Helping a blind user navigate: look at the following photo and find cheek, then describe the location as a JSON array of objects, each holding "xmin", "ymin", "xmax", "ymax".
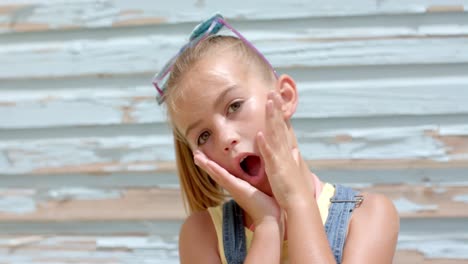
[
  {"xmin": 244, "ymin": 98, "xmax": 266, "ymax": 119},
  {"xmin": 245, "ymin": 99, "xmax": 267, "ymax": 127},
  {"xmin": 199, "ymin": 144, "xmax": 226, "ymax": 165}
]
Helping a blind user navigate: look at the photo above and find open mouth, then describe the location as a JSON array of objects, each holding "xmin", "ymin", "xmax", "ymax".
[{"xmin": 240, "ymin": 155, "xmax": 262, "ymax": 177}]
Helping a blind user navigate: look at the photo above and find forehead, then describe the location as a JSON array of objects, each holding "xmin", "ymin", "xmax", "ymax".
[{"xmin": 168, "ymin": 53, "xmax": 248, "ymax": 129}]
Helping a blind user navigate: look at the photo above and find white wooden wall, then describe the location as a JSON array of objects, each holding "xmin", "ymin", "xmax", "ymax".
[{"xmin": 0, "ymin": 1, "xmax": 467, "ymax": 263}]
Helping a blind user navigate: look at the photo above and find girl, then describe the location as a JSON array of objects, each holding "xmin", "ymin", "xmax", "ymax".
[{"xmin": 153, "ymin": 14, "xmax": 399, "ymax": 264}]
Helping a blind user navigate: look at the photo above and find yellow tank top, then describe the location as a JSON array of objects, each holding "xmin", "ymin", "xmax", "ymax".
[{"xmin": 207, "ymin": 183, "xmax": 335, "ymax": 264}]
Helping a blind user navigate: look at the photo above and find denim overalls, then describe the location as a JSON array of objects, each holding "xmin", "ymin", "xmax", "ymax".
[{"xmin": 222, "ymin": 184, "xmax": 362, "ymax": 264}]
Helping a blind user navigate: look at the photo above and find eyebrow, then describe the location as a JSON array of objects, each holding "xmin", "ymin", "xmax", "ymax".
[{"xmin": 184, "ymin": 85, "xmax": 238, "ymax": 139}]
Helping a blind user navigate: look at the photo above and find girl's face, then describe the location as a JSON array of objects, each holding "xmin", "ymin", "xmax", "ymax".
[{"xmin": 170, "ymin": 52, "xmax": 275, "ymax": 195}]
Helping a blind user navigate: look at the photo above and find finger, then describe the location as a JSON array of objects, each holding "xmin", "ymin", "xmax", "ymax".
[
  {"xmin": 193, "ymin": 151, "xmax": 219, "ymax": 180},
  {"xmin": 193, "ymin": 151, "xmax": 256, "ymax": 197},
  {"xmin": 270, "ymin": 91, "xmax": 284, "ymax": 114},
  {"xmin": 265, "ymin": 92, "xmax": 289, "ymax": 144},
  {"xmin": 260, "ymin": 98, "xmax": 277, "ymax": 151},
  {"xmin": 194, "ymin": 151, "xmax": 232, "ymax": 185},
  {"xmin": 267, "ymin": 91, "xmax": 284, "ymax": 120},
  {"xmin": 256, "ymin": 131, "xmax": 277, "ymax": 168},
  {"xmin": 291, "ymin": 147, "xmax": 300, "ymax": 165}
]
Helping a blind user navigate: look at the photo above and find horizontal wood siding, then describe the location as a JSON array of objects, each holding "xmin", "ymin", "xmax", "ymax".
[{"xmin": 0, "ymin": 0, "xmax": 467, "ymax": 263}]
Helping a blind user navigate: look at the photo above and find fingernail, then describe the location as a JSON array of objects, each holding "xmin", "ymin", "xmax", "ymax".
[
  {"xmin": 193, "ymin": 153, "xmax": 201, "ymax": 165},
  {"xmin": 265, "ymin": 91, "xmax": 272, "ymax": 98},
  {"xmin": 266, "ymin": 100, "xmax": 273, "ymax": 112},
  {"xmin": 257, "ymin": 131, "xmax": 265, "ymax": 143}
]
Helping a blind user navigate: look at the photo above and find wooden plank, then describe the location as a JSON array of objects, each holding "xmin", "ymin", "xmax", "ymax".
[
  {"xmin": 0, "ymin": 237, "xmax": 466, "ymax": 264},
  {"xmin": 0, "ymin": 241, "xmax": 465, "ymax": 264},
  {"xmin": 1, "ymin": 125, "xmax": 467, "ymax": 174},
  {"xmin": 1, "ymin": 34, "xmax": 467, "ymax": 79},
  {"xmin": 0, "ymin": 188, "xmax": 185, "ymax": 221},
  {"xmin": 1, "ymin": 77, "xmax": 468, "ymax": 128},
  {"xmin": 395, "ymin": 250, "xmax": 468, "ymax": 264},
  {"xmin": 0, "ymin": 185, "xmax": 467, "ymax": 221},
  {"xmin": 0, "ymin": 218, "xmax": 465, "ymax": 263},
  {"xmin": 2, "ymin": 12, "xmax": 468, "ymax": 47},
  {"xmin": 0, "ymin": 165, "xmax": 467, "ymax": 189},
  {"xmin": 361, "ymin": 185, "xmax": 468, "ymax": 218},
  {"xmin": 0, "ymin": 227, "xmax": 466, "ymax": 263},
  {"xmin": 0, "ymin": 0, "xmax": 467, "ymax": 33}
]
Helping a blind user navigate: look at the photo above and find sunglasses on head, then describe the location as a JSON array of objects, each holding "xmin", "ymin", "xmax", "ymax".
[{"xmin": 152, "ymin": 14, "xmax": 277, "ymax": 104}]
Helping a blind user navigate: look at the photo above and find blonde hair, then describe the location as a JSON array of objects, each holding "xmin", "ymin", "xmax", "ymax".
[{"xmin": 164, "ymin": 35, "xmax": 275, "ymax": 213}]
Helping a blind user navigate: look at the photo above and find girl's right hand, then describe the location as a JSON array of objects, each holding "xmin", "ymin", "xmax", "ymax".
[{"xmin": 193, "ymin": 151, "xmax": 284, "ymax": 231}]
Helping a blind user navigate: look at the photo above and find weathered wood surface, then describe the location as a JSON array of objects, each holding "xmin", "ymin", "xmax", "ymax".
[
  {"xmin": 1, "ymin": 0, "xmax": 467, "ymax": 263},
  {"xmin": 0, "ymin": 218, "xmax": 467, "ymax": 263},
  {"xmin": 1, "ymin": 0, "xmax": 468, "ymax": 33},
  {"xmin": 0, "ymin": 235, "xmax": 467, "ymax": 264},
  {"xmin": 0, "ymin": 184, "xmax": 467, "ymax": 220}
]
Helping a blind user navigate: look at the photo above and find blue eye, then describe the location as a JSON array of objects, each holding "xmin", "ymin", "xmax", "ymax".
[
  {"xmin": 227, "ymin": 101, "xmax": 242, "ymax": 114},
  {"xmin": 197, "ymin": 131, "xmax": 210, "ymax": 145}
]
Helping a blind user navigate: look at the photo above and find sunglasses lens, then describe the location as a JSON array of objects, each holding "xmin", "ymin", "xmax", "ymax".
[
  {"xmin": 155, "ymin": 18, "xmax": 225, "ymax": 103},
  {"xmin": 156, "ymin": 70, "xmax": 170, "ymax": 94},
  {"xmin": 154, "ymin": 14, "xmax": 276, "ymax": 104},
  {"xmin": 190, "ymin": 14, "xmax": 224, "ymax": 41}
]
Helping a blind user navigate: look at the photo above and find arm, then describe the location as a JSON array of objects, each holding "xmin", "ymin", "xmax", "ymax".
[
  {"xmin": 179, "ymin": 210, "xmax": 221, "ymax": 264},
  {"xmin": 286, "ymin": 198, "xmax": 336, "ymax": 264},
  {"xmin": 342, "ymin": 193, "xmax": 400, "ymax": 264},
  {"xmin": 286, "ymin": 193, "xmax": 399, "ymax": 264},
  {"xmin": 179, "ymin": 209, "xmax": 283, "ymax": 264},
  {"xmin": 245, "ymin": 217, "xmax": 283, "ymax": 263}
]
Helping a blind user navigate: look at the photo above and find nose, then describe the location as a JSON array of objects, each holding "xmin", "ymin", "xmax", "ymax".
[
  {"xmin": 224, "ymin": 138, "xmax": 238, "ymax": 152},
  {"xmin": 219, "ymin": 128, "xmax": 239, "ymax": 153}
]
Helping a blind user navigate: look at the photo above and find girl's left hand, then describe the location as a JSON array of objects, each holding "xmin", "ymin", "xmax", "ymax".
[{"xmin": 256, "ymin": 91, "xmax": 316, "ymax": 210}]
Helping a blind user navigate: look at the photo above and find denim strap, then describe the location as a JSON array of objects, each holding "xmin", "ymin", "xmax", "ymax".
[
  {"xmin": 222, "ymin": 199, "xmax": 247, "ymax": 264},
  {"xmin": 222, "ymin": 185, "xmax": 361, "ymax": 264},
  {"xmin": 324, "ymin": 184, "xmax": 362, "ymax": 264}
]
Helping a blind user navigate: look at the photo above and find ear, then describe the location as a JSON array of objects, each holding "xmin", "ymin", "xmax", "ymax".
[{"xmin": 275, "ymin": 74, "xmax": 298, "ymax": 120}]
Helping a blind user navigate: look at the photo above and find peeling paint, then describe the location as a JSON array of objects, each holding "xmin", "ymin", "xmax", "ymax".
[
  {"xmin": 0, "ymin": 196, "xmax": 36, "ymax": 214},
  {"xmin": 0, "ymin": 125, "xmax": 465, "ymax": 174},
  {"xmin": 1, "ymin": 0, "xmax": 467, "ymax": 30},
  {"xmin": 0, "ymin": 135, "xmax": 174, "ymax": 174},
  {"xmin": 0, "ymin": 100, "xmax": 123, "ymax": 128},
  {"xmin": 453, "ymin": 194, "xmax": 468, "ymax": 203},
  {"xmin": 101, "ymin": 163, "xmax": 163, "ymax": 173},
  {"xmin": 0, "ymin": 86, "xmax": 153, "ymax": 103},
  {"xmin": 398, "ymin": 239, "xmax": 468, "ymax": 259},
  {"xmin": 298, "ymin": 125, "xmax": 448, "ymax": 160},
  {"xmin": 0, "ymin": 152, "xmax": 9, "ymax": 169},
  {"xmin": 433, "ymin": 187, "xmax": 447, "ymax": 194},
  {"xmin": 97, "ymin": 236, "xmax": 177, "ymax": 250},
  {"xmin": 393, "ymin": 197, "xmax": 438, "ymax": 213},
  {"xmin": 0, "ymin": 189, "xmax": 36, "ymax": 196},
  {"xmin": 126, "ymin": 164, "xmax": 159, "ymax": 171},
  {"xmin": 4, "ymin": 77, "xmax": 467, "ymax": 129},
  {"xmin": 297, "ymin": 81, "xmax": 468, "ymax": 118},
  {"xmin": 47, "ymin": 188, "xmax": 122, "ymax": 201},
  {"xmin": 1, "ymin": 34, "xmax": 468, "ymax": 79},
  {"xmin": 439, "ymin": 125, "xmax": 468, "ymax": 136},
  {"xmin": 426, "ymin": 5, "xmax": 465, "ymax": 12}
]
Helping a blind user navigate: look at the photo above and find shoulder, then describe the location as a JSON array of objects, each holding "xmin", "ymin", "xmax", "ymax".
[
  {"xmin": 352, "ymin": 192, "xmax": 399, "ymax": 226},
  {"xmin": 342, "ymin": 192, "xmax": 400, "ymax": 263},
  {"xmin": 179, "ymin": 209, "xmax": 221, "ymax": 264}
]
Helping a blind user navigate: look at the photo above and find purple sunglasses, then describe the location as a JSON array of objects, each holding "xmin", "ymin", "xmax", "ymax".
[{"xmin": 152, "ymin": 14, "xmax": 278, "ymax": 104}]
